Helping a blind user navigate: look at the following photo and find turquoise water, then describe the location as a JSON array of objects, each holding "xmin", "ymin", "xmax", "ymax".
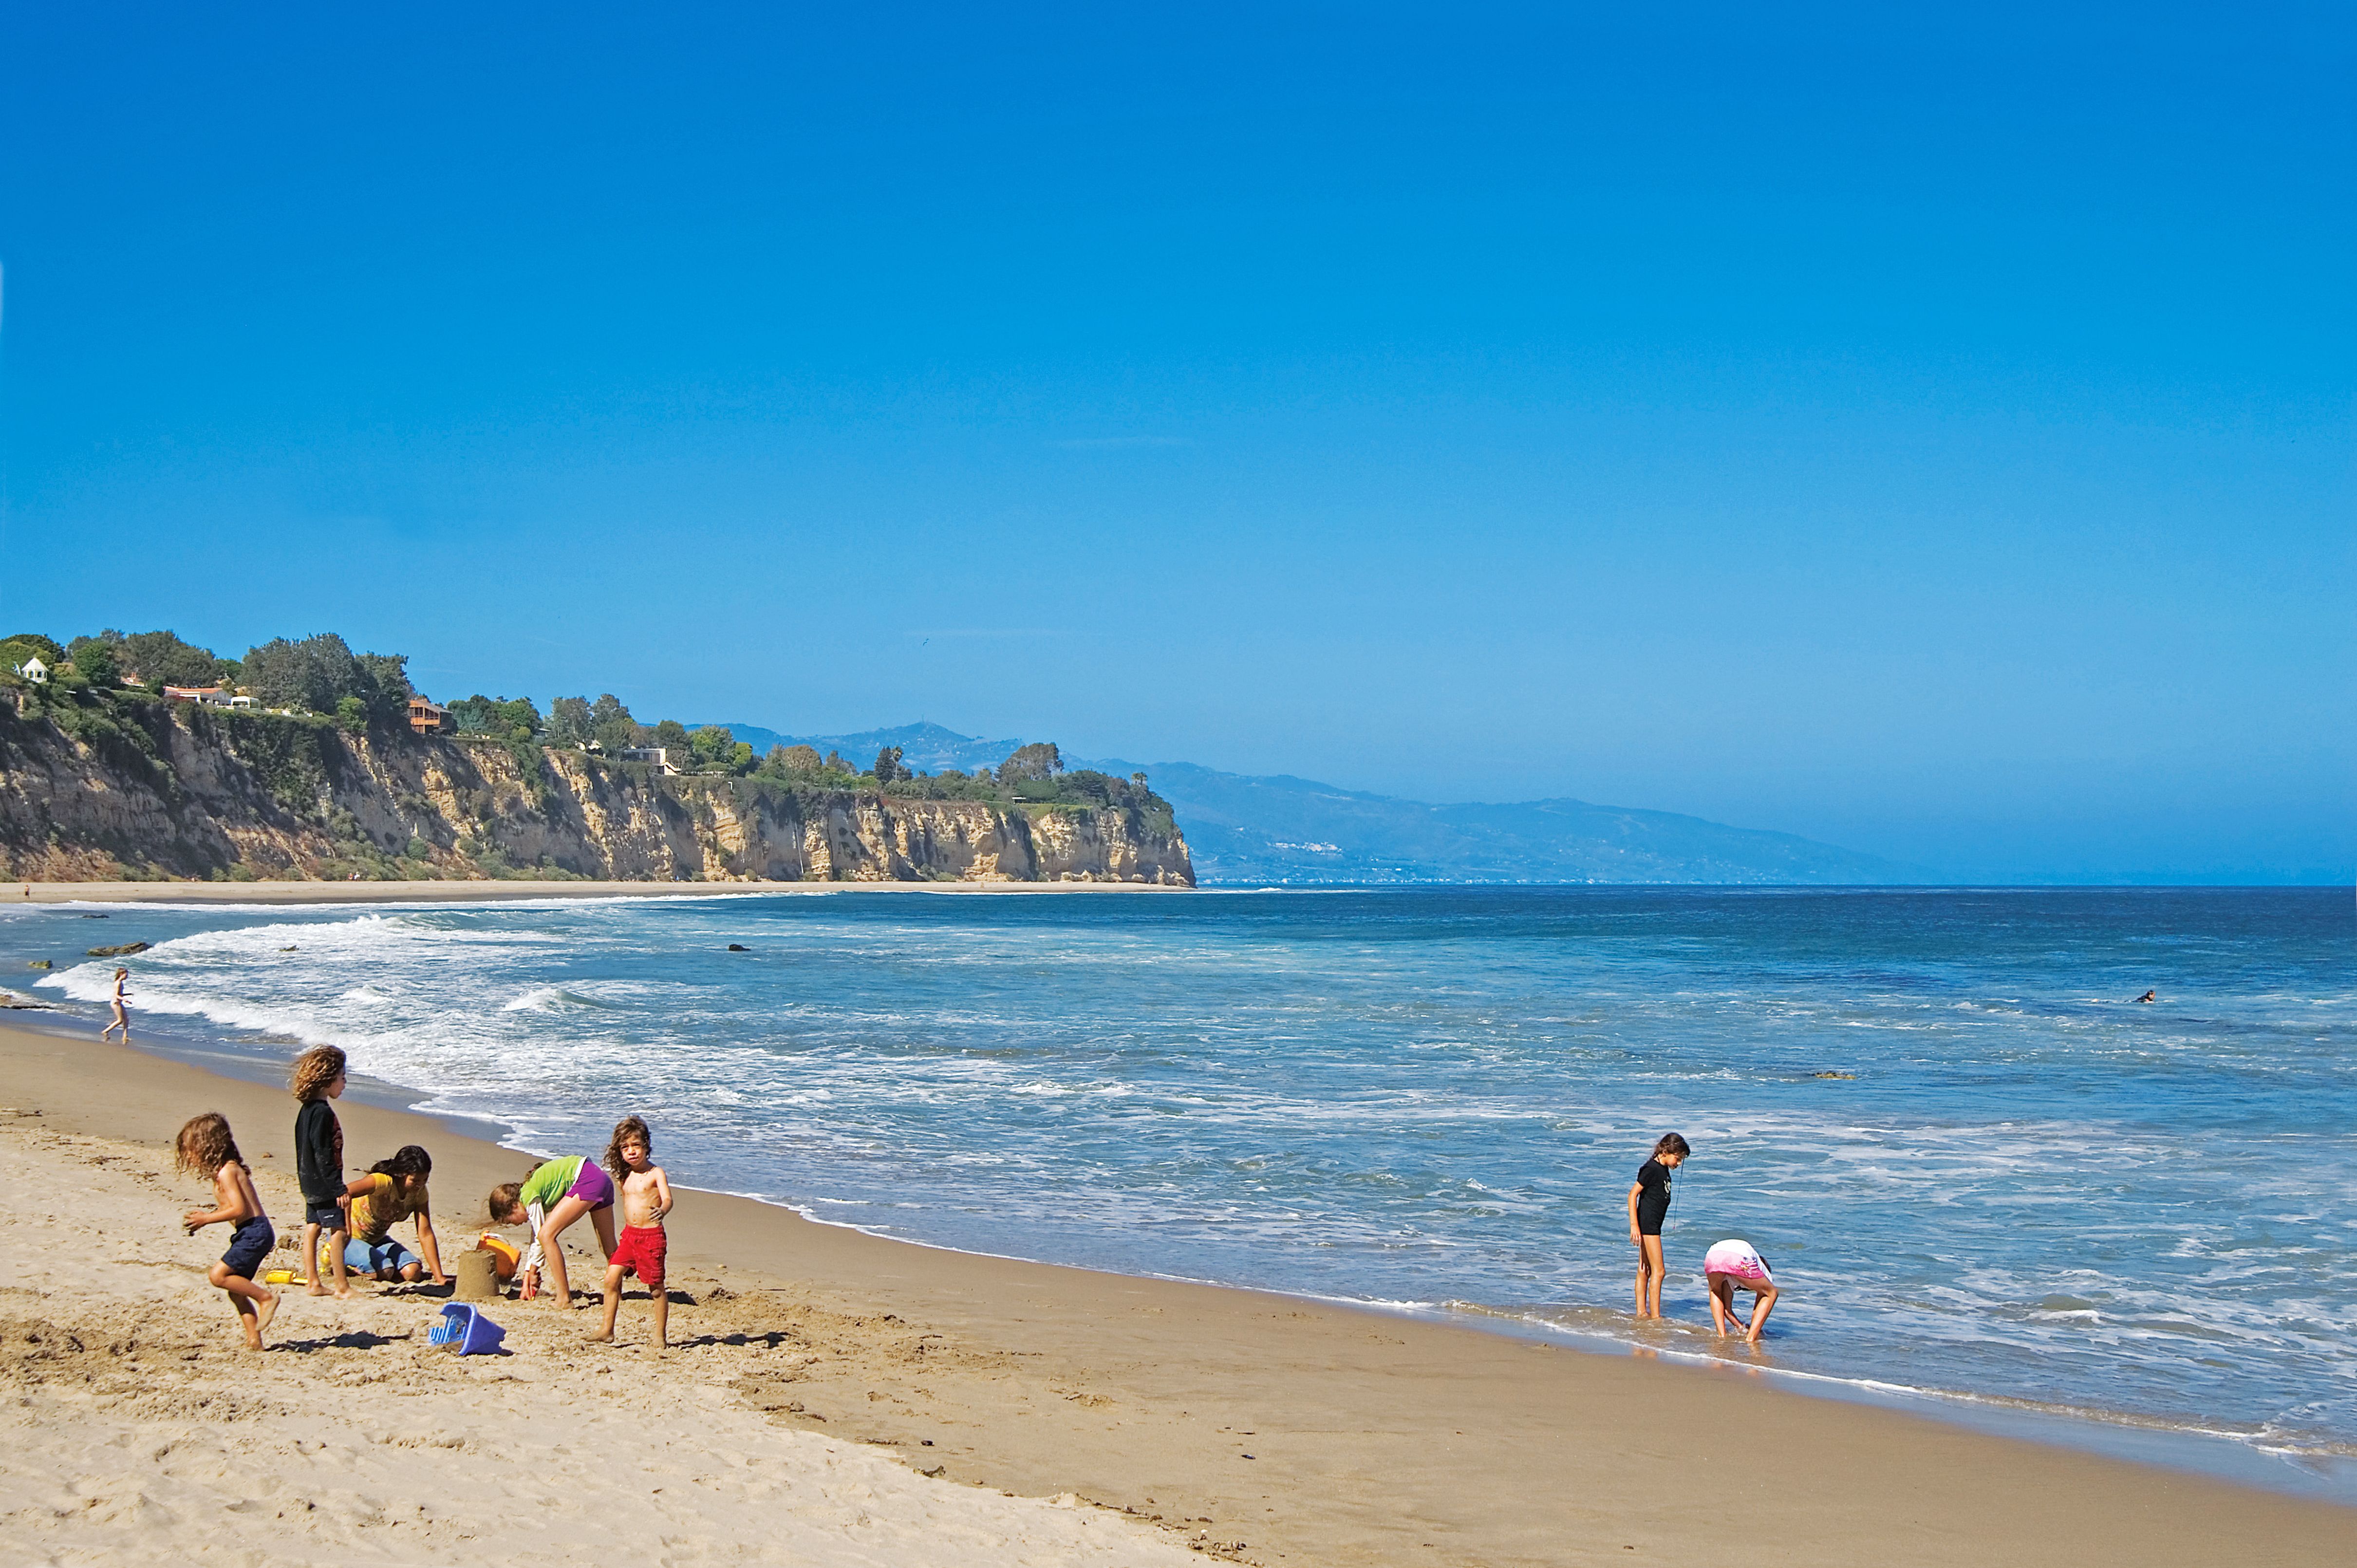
[{"xmin": 15, "ymin": 886, "xmax": 2354, "ymax": 1486}]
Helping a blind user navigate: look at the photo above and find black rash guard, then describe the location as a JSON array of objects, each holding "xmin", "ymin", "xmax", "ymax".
[{"xmin": 1634, "ymin": 1157, "xmax": 1673, "ymax": 1236}]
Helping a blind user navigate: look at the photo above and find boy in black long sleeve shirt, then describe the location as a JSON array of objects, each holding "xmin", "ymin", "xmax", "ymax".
[{"xmin": 290, "ymin": 1045, "xmax": 352, "ymax": 1297}]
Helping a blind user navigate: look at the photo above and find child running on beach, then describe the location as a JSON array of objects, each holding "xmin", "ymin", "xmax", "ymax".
[
  {"xmin": 1703, "ymin": 1238, "xmax": 1780, "ymax": 1343},
  {"xmin": 1627, "ymin": 1132, "xmax": 1690, "ymax": 1320},
  {"xmin": 175, "ymin": 1112, "xmax": 277, "ymax": 1349},
  {"xmin": 488, "ymin": 1152, "xmax": 617, "ymax": 1307},
  {"xmin": 589, "ymin": 1115, "xmax": 673, "ymax": 1347},
  {"xmin": 341, "ymin": 1145, "xmax": 447, "ymax": 1285},
  {"xmin": 290, "ymin": 1045, "xmax": 352, "ymax": 1298},
  {"xmin": 102, "ymin": 967, "xmax": 131, "ymax": 1042}
]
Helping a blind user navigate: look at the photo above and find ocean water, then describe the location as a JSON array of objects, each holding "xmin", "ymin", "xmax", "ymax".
[{"xmin": 12, "ymin": 886, "xmax": 2354, "ymax": 1489}]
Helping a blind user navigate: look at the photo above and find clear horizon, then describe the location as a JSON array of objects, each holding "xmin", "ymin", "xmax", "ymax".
[{"xmin": 3, "ymin": 5, "xmax": 2348, "ymax": 883}]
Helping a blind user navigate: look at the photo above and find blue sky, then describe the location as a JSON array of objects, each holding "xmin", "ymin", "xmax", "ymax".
[{"xmin": 3, "ymin": 4, "xmax": 2349, "ymax": 881}]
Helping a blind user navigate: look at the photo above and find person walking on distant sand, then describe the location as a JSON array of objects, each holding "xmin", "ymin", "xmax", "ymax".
[
  {"xmin": 101, "ymin": 967, "xmax": 131, "ymax": 1042},
  {"xmin": 1627, "ymin": 1132, "xmax": 1690, "ymax": 1320}
]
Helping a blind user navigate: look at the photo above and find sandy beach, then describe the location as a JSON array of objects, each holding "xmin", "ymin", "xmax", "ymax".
[
  {"xmin": 2, "ymin": 1020, "xmax": 2350, "ymax": 1567},
  {"xmin": 6, "ymin": 880, "xmax": 1183, "ymax": 905}
]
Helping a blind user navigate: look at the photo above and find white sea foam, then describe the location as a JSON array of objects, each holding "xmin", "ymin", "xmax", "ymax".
[{"xmin": 12, "ymin": 888, "xmax": 2354, "ymax": 1487}]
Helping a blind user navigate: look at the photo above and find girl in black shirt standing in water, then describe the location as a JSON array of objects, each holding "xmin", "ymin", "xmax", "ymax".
[{"xmin": 1627, "ymin": 1132, "xmax": 1691, "ymax": 1319}]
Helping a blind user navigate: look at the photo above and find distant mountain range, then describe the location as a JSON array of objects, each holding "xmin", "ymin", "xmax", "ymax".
[
  {"xmin": 700, "ymin": 721, "xmax": 1927, "ymax": 886},
  {"xmin": 698, "ymin": 721, "xmax": 1023, "ymax": 776}
]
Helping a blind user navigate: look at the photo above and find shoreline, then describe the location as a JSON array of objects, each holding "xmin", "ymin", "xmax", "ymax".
[
  {"xmin": 5, "ymin": 1017, "xmax": 2351, "ymax": 1565},
  {"xmin": 6, "ymin": 878, "xmax": 1194, "ymax": 905},
  {"xmin": 42, "ymin": 1008, "xmax": 2357, "ymax": 1503}
]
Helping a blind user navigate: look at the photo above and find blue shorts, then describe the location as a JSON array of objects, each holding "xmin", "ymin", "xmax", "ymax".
[
  {"xmin": 344, "ymin": 1237, "xmax": 420, "ymax": 1276},
  {"xmin": 305, "ymin": 1199, "xmax": 345, "ymax": 1231},
  {"xmin": 222, "ymin": 1217, "xmax": 275, "ymax": 1279}
]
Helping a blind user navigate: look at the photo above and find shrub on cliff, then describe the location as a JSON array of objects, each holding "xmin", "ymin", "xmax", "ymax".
[{"xmin": 219, "ymin": 709, "xmax": 335, "ymax": 815}]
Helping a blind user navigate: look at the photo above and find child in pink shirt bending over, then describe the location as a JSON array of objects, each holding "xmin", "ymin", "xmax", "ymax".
[
  {"xmin": 1704, "ymin": 1238, "xmax": 1781, "ymax": 1343},
  {"xmin": 588, "ymin": 1115, "xmax": 673, "ymax": 1348}
]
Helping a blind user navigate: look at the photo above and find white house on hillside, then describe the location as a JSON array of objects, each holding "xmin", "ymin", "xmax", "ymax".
[
  {"xmin": 17, "ymin": 656, "xmax": 47, "ymax": 685},
  {"xmin": 618, "ymin": 746, "xmax": 680, "ymax": 775}
]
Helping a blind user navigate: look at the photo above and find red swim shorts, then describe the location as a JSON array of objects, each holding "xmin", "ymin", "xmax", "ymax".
[{"xmin": 609, "ymin": 1224, "xmax": 667, "ymax": 1291}]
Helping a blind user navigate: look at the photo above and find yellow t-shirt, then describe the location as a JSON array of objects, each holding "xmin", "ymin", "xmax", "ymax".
[{"xmin": 347, "ymin": 1174, "xmax": 425, "ymax": 1243}]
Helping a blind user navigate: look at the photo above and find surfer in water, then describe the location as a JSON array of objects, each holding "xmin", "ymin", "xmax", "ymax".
[{"xmin": 2135, "ymin": 990, "xmax": 2156, "ymax": 1004}]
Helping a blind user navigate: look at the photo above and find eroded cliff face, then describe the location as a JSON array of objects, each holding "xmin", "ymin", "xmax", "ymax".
[{"xmin": 0, "ymin": 704, "xmax": 1192, "ymax": 886}]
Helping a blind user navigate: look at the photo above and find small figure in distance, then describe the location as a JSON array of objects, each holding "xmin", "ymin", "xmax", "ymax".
[
  {"xmin": 588, "ymin": 1115, "xmax": 673, "ymax": 1347},
  {"xmin": 1703, "ymin": 1238, "xmax": 1779, "ymax": 1343},
  {"xmin": 175, "ymin": 1112, "xmax": 278, "ymax": 1349},
  {"xmin": 1627, "ymin": 1132, "xmax": 1690, "ymax": 1320},
  {"xmin": 2136, "ymin": 990, "xmax": 2156, "ymax": 1004},
  {"xmin": 102, "ymin": 966, "xmax": 131, "ymax": 1042}
]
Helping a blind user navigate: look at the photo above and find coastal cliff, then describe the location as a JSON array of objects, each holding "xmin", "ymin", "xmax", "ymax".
[{"xmin": 0, "ymin": 702, "xmax": 1192, "ymax": 886}]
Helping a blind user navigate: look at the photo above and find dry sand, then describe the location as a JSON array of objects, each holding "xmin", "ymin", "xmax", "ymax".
[{"xmin": 2, "ymin": 1021, "xmax": 2350, "ymax": 1568}]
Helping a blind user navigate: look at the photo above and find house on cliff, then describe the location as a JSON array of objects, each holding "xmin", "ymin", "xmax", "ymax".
[
  {"xmin": 618, "ymin": 746, "xmax": 680, "ymax": 775},
  {"xmin": 408, "ymin": 696, "xmax": 450, "ymax": 735}
]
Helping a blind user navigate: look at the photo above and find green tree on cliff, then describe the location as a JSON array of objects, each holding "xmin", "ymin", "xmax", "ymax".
[
  {"xmin": 546, "ymin": 696, "xmax": 593, "ymax": 747},
  {"xmin": 70, "ymin": 640, "xmax": 124, "ymax": 688},
  {"xmin": 759, "ymin": 744, "xmax": 823, "ymax": 780},
  {"xmin": 997, "ymin": 742, "xmax": 1062, "ymax": 785},
  {"xmin": 587, "ymin": 694, "xmax": 640, "ymax": 752},
  {"xmin": 240, "ymin": 634, "xmax": 411, "ymax": 722},
  {"xmin": 450, "ymin": 695, "xmax": 544, "ymax": 741},
  {"xmin": 118, "ymin": 630, "xmax": 230, "ymax": 689},
  {"xmin": 690, "ymin": 725, "xmax": 754, "ymax": 773},
  {"xmin": 1, "ymin": 634, "xmax": 65, "ymax": 668}
]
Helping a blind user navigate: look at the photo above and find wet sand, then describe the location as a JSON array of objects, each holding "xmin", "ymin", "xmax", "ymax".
[
  {"xmin": 7, "ymin": 879, "xmax": 1180, "ymax": 905},
  {"xmin": 3, "ymin": 1020, "xmax": 2349, "ymax": 1567}
]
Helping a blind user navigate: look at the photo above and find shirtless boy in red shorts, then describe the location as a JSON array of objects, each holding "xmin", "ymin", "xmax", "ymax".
[{"xmin": 589, "ymin": 1116, "xmax": 673, "ymax": 1348}]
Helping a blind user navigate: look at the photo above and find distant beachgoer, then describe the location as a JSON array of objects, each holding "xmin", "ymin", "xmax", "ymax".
[
  {"xmin": 2136, "ymin": 990, "xmax": 2156, "ymax": 1004},
  {"xmin": 589, "ymin": 1116, "xmax": 673, "ymax": 1347},
  {"xmin": 1627, "ymin": 1132, "xmax": 1691, "ymax": 1319},
  {"xmin": 290, "ymin": 1045, "xmax": 352, "ymax": 1298},
  {"xmin": 102, "ymin": 967, "xmax": 131, "ymax": 1041},
  {"xmin": 488, "ymin": 1154, "xmax": 617, "ymax": 1308},
  {"xmin": 341, "ymin": 1145, "xmax": 447, "ymax": 1284},
  {"xmin": 175, "ymin": 1112, "xmax": 277, "ymax": 1350},
  {"xmin": 1703, "ymin": 1238, "xmax": 1780, "ymax": 1343}
]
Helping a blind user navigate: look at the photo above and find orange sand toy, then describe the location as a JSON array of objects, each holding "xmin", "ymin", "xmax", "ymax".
[{"xmin": 475, "ymin": 1232, "xmax": 520, "ymax": 1280}]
